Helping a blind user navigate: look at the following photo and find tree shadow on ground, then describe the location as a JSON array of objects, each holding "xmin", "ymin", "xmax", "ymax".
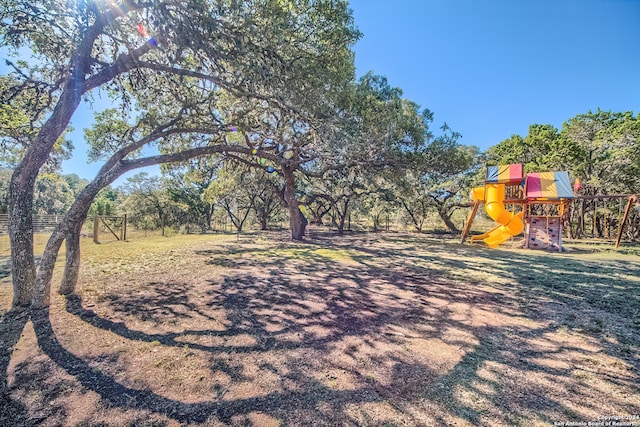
[
  {"xmin": 356, "ymin": 234, "xmax": 640, "ymax": 369},
  {"xmin": 0, "ymin": 309, "xmax": 31, "ymax": 426},
  {"xmin": 30, "ymin": 307, "xmax": 392, "ymax": 425},
  {"xmin": 0, "ymin": 256, "xmax": 11, "ymax": 280},
  {"xmin": 3, "ymin": 233, "xmax": 640, "ymax": 425}
]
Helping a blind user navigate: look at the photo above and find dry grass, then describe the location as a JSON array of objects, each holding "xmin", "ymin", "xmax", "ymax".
[{"xmin": 1, "ymin": 230, "xmax": 639, "ymax": 426}]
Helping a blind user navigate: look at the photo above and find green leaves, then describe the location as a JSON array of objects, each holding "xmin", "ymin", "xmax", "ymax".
[
  {"xmin": 486, "ymin": 124, "xmax": 560, "ymax": 173},
  {"xmin": 85, "ymin": 109, "xmax": 136, "ymax": 162},
  {"xmin": 33, "ymin": 172, "xmax": 75, "ymax": 215},
  {"xmin": 560, "ymin": 109, "xmax": 640, "ymax": 194}
]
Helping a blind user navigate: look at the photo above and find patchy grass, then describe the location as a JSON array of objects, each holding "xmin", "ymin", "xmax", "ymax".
[{"xmin": 1, "ymin": 231, "xmax": 639, "ymax": 426}]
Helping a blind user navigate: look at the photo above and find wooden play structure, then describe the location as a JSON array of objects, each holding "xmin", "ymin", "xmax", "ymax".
[{"xmin": 461, "ymin": 164, "xmax": 639, "ymax": 250}]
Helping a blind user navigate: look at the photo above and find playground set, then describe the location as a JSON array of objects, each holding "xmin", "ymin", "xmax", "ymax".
[{"xmin": 460, "ymin": 164, "xmax": 639, "ymax": 251}]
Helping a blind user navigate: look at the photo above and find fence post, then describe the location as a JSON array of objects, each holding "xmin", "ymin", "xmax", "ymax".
[
  {"xmin": 93, "ymin": 215, "xmax": 100, "ymax": 244},
  {"xmin": 123, "ymin": 214, "xmax": 127, "ymax": 241}
]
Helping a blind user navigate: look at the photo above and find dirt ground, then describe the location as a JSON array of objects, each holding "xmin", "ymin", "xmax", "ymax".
[{"xmin": 1, "ymin": 231, "xmax": 639, "ymax": 426}]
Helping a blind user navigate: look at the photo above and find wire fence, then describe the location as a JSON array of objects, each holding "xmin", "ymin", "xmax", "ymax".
[
  {"xmin": 0, "ymin": 214, "xmax": 288, "ymax": 254},
  {"xmin": 0, "ymin": 214, "xmax": 69, "ymax": 254}
]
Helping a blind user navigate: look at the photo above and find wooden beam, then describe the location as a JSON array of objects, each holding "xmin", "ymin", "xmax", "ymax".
[
  {"xmin": 574, "ymin": 194, "xmax": 639, "ymax": 200},
  {"xmin": 525, "ymin": 200, "xmax": 568, "ymax": 205},
  {"xmin": 615, "ymin": 195, "xmax": 637, "ymax": 248},
  {"xmin": 460, "ymin": 201, "xmax": 480, "ymax": 243},
  {"xmin": 100, "ymin": 217, "xmax": 120, "ymax": 241}
]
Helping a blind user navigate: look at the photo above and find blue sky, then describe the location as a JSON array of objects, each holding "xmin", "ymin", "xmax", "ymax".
[
  {"xmin": 5, "ymin": 1, "xmax": 639, "ymax": 182},
  {"xmin": 349, "ymin": 0, "xmax": 640, "ymax": 148}
]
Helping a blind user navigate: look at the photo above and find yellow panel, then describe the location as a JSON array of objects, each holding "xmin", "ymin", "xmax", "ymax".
[
  {"xmin": 471, "ymin": 186, "xmax": 485, "ymax": 202},
  {"xmin": 538, "ymin": 172, "xmax": 558, "ymax": 198},
  {"xmin": 497, "ymin": 165, "xmax": 511, "ymax": 181}
]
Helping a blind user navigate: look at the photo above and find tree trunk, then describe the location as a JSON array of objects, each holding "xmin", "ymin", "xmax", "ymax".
[
  {"xmin": 289, "ymin": 205, "xmax": 307, "ymax": 240},
  {"xmin": 31, "ymin": 228, "xmax": 66, "ymax": 308},
  {"xmin": 9, "ymin": 66, "xmax": 86, "ymax": 308},
  {"xmin": 311, "ymin": 211, "xmax": 324, "ymax": 225},
  {"xmin": 237, "ymin": 203, "xmax": 253, "ymax": 233},
  {"xmin": 31, "ymin": 198, "xmax": 92, "ymax": 308},
  {"xmin": 400, "ymin": 200, "xmax": 423, "ymax": 233},
  {"xmin": 59, "ymin": 221, "xmax": 83, "ymax": 295},
  {"xmin": 596, "ymin": 213, "xmax": 604, "ymax": 238},
  {"xmin": 260, "ymin": 217, "xmax": 268, "ymax": 230},
  {"xmin": 337, "ymin": 215, "xmax": 346, "ymax": 235},
  {"xmin": 206, "ymin": 203, "xmax": 214, "ymax": 230},
  {"xmin": 8, "ymin": 173, "xmax": 37, "ymax": 307},
  {"xmin": 438, "ymin": 208, "xmax": 459, "ymax": 232},
  {"xmin": 567, "ymin": 200, "xmax": 579, "ymax": 239},
  {"xmin": 577, "ymin": 199, "xmax": 585, "ymax": 239},
  {"xmin": 311, "ymin": 205, "xmax": 330, "ymax": 225},
  {"xmin": 31, "ymin": 167, "xmax": 113, "ymax": 307},
  {"xmin": 283, "ymin": 166, "xmax": 306, "ymax": 240},
  {"xmin": 336, "ymin": 200, "xmax": 349, "ymax": 235},
  {"xmin": 372, "ymin": 212, "xmax": 381, "ymax": 232}
]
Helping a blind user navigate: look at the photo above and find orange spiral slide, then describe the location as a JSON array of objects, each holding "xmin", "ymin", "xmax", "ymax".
[{"xmin": 470, "ymin": 183, "xmax": 524, "ymax": 248}]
